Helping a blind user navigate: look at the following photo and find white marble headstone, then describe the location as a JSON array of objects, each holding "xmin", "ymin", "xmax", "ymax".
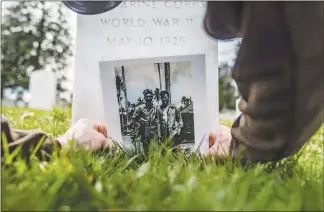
[
  {"xmin": 29, "ymin": 70, "xmax": 57, "ymax": 110},
  {"xmin": 72, "ymin": 1, "xmax": 219, "ymax": 153}
]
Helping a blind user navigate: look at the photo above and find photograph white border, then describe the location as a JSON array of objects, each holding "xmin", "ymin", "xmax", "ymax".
[{"xmin": 99, "ymin": 54, "xmax": 218, "ymax": 154}]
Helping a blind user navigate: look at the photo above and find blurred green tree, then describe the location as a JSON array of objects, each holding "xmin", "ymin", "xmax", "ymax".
[
  {"xmin": 219, "ymin": 39, "xmax": 241, "ymax": 111},
  {"xmin": 1, "ymin": 1, "xmax": 73, "ymax": 99},
  {"xmin": 219, "ymin": 62, "xmax": 235, "ymax": 111}
]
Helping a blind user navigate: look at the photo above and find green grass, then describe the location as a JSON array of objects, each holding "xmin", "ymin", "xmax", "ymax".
[{"xmin": 1, "ymin": 106, "xmax": 323, "ymax": 211}]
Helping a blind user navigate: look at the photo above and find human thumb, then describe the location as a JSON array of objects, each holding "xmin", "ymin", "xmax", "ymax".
[{"xmin": 91, "ymin": 132, "xmax": 116, "ymax": 152}]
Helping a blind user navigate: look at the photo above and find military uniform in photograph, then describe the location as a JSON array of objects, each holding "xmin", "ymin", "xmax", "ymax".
[
  {"xmin": 157, "ymin": 91, "xmax": 184, "ymax": 144},
  {"xmin": 130, "ymin": 89, "xmax": 159, "ymax": 151}
]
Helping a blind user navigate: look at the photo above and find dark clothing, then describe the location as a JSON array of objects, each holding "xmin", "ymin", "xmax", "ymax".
[{"xmin": 205, "ymin": 2, "xmax": 323, "ymax": 163}]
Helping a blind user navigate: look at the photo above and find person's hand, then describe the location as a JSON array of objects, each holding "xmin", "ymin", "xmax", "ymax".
[
  {"xmin": 207, "ymin": 125, "xmax": 232, "ymax": 158},
  {"xmin": 57, "ymin": 118, "xmax": 116, "ymax": 152}
]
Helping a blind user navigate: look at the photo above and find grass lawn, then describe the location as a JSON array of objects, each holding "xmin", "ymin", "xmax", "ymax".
[{"xmin": 1, "ymin": 106, "xmax": 323, "ymax": 211}]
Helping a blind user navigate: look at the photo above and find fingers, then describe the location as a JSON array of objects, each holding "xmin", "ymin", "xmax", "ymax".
[
  {"xmin": 206, "ymin": 142, "xmax": 227, "ymax": 158},
  {"xmin": 91, "ymin": 133, "xmax": 107, "ymax": 151},
  {"xmin": 93, "ymin": 123, "xmax": 108, "ymax": 138},
  {"xmin": 206, "ymin": 125, "xmax": 232, "ymax": 158},
  {"xmin": 206, "ymin": 144, "xmax": 218, "ymax": 157},
  {"xmin": 76, "ymin": 118, "xmax": 108, "ymax": 138},
  {"xmin": 208, "ymin": 125, "xmax": 231, "ymax": 145},
  {"xmin": 91, "ymin": 131, "xmax": 116, "ymax": 152},
  {"xmin": 208, "ymin": 131, "xmax": 217, "ymax": 146},
  {"xmin": 102, "ymin": 137, "xmax": 117, "ymax": 151}
]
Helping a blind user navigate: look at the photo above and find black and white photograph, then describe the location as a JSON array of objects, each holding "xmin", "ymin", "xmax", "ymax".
[{"xmin": 114, "ymin": 61, "xmax": 195, "ymax": 152}]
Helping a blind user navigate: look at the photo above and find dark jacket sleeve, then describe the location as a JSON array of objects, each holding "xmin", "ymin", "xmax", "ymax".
[
  {"xmin": 205, "ymin": 2, "xmax": 324, "ymax": 163},
  {"xmin": 1, "ymin": 115, "xmax": 61, "ymax": 161}
]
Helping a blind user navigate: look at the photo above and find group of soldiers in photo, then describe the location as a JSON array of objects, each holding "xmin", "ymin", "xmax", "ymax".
[{"xmin": 122, "ymin": 89, "xmax": 185, "ymax": 151}]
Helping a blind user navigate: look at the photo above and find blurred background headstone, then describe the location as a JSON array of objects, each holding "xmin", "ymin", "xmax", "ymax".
[
  {"xmin": 29, "ymin": 70, "xmax": 57, "ymax": 110},
  {"xmin": 1, "ymin": 1, "xmax": 74, "ymax": 109}
]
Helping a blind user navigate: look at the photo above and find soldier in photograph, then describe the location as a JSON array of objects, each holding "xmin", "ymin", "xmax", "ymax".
[
  {"xmin": 157, "ymin": 90, "xmax": 183, "ymax": 144},
  {"xmin": 127, "ymin": 89, "xmax": 159, "ymax": 151}
]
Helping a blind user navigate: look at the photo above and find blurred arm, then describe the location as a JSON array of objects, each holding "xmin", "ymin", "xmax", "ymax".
[
  {"xmin": 205, "ymin": 2, "xmax": 324, "ymax": 163},
  {"xmin": 1, "ymin": 115, "xmax": 61, "ymax": 162}
]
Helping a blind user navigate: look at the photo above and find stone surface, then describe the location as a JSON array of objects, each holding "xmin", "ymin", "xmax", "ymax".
[
  {"xmin": 29, "ymin": 70, "xmax": 57, "ymax": 110},
  {"xmin": 72, "ymin": 1, "xmax": 218, "ymax": 153}
]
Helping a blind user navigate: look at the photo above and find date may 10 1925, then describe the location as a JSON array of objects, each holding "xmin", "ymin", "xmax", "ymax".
[{"xmin": 107, "ymin": 36, "xmax": 186, "ymax": 47}]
